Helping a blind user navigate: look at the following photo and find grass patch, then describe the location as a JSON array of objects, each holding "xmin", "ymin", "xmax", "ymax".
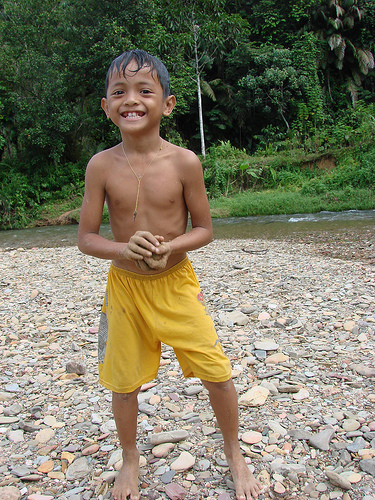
[
  {"xmin": 209, "ymin": 188, "xmax": 375, "ymax": 218},
  {"xmin": 37, "ymin": 194, "xmax": 84, "ymax": 221}
]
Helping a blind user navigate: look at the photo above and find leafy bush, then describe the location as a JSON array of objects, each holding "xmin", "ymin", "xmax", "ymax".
[
  {"xmin": 0, "ymin": 159, "xmax": 85, "ymax": 229},
  {"xmin": 202, "ymin": 141, "xmax": 250, "ymax": 197}
]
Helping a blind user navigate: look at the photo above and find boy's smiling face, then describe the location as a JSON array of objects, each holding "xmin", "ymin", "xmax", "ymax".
[{"xmin": 102, "ymin": 60, "xmax": 175, "ymax": 134}]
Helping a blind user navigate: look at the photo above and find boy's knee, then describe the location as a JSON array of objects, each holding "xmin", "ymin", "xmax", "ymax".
[
  {"xmin": 201, "ymin": 378, "xmax": 233, "ymax": 392},
  {"xmin": 112, "ymin": 387, "xmax": 140, "ymax": 403}
]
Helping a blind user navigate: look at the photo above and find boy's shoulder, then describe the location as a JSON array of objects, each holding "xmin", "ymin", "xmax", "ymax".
[
  {"xmin": 87, "ymin": 144, "xmax": 121, "ymax": 169},
  {"xmin": 164, "ymin": 141, "xmax": 201, "ymax": 165}
]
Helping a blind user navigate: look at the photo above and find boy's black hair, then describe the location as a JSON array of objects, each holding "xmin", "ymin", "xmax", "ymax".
[{"xmin": 105, "ymin": 49, "xmax": 171, "ymax": 98}]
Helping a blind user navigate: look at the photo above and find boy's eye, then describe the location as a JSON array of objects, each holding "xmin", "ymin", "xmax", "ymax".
[
  {"xmin": 140, "ymin": 89, "xmax": 152, "ymax": 94},
  {"xmin": 113, "ymin": 90, "xmax": 124, "ymax": 96}
]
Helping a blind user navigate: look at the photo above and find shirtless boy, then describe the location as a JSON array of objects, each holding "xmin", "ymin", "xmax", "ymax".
[{"xmin": 78, "ymin": 49, "xmax": 262, "ymax": 500}]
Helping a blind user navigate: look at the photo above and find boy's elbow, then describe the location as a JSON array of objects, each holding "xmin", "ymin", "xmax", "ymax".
[{"xmin": 77, "ymin": 232, "xmax": 89, "ymax": 254}]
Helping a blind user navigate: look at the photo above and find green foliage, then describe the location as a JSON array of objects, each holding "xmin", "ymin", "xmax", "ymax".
[
  {"xmin": 0, "ymin": 0, "xmax": 374, "ymax": 229},
  {"xmin": 202, "ymin": 141, "xmax": 249, "ymax": 197},
  {"xmin": 209, "ymin": 187, "xmax": 375, "ymax": 218}
]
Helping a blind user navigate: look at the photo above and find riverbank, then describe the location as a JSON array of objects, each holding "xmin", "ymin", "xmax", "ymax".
[{"xmin": 1, "ymin": 238, "xmax": 374, "ymax": 500}]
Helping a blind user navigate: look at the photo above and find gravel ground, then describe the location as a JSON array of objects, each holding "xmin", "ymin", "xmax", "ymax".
[{"xmin": 0, "ymin": 230, "xmax": 374, "ymax": 500}]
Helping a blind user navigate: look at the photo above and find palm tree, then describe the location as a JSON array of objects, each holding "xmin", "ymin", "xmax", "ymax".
[{"xmin": 308, "ymin": 0, "xmax": 374, "ymax": 105}]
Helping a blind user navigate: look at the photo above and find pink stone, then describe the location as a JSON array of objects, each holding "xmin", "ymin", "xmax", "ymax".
[
  {"xmin": 241, "ymin": 431, "xmax": 263, "ymax": 444},
  {"xmin": 274, "ymin": 482, "xmax": 286, "ymax": 494},
  {"xmin": 28, "ymin": 495, "xmax": 54, "ymax": 500},
  {"xmin": 88, "ymin": 327, "xmax": 99, "ymax": 334},
  {"xmin": 258, "ymin": 311, "xmax": 271, "ymax": 321},
  {"xmin": 140, "ymin": 382, "xmax": 157, "ymax": 391},
  {"xmin": 369, "ymin": 421, "xmax": 375, "ymax": 431},
  {"xmin": 165, "ymin": 483, "xmax": 187, "ymax": 499},
  {"xmin": 82, "ymin": 443, "xmax": 99, "ymax": 456}
]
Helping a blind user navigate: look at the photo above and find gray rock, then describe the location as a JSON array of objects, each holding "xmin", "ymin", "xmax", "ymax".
[
  {"xmin": 66, "ymin": 359, "xmax": 86, "ymax": 375},
  {"xmin": 254, "ymin": 341, "xmax": 279, "ymax": 351},
  {"xmin": 66, "ymin": 457, "xmax": 92, "ymax": 481},
  {"xmin": 138, "ymin": 402, "xmax": 156, "ymax": 416},
  {"xmin": 349, "ymin": 363, "xmax": 375, "ymax": 377},
  {"xmin": 325, "ymin": 470, "xmax": 352, "ymax": 490},
  {"xmin": 309, "ymin": 427, "xmax": 335, "ymax": 451},
  {"xmin": 288, "ymin": 429, "xmax": 313, "ymax": 440},
  {"xmin": 160, "ymin": 469, "xmax": 176, "ymax": 484},
  {"xmin": 10, "ymin": 465, "xmax": 32, "ymax": 477},
  {"xmin": 3, "ymin": 403, "xmax": 22, "ymax": 416},
  {"xmin": 149, "ymin": 430, "xmax": 189, "ymax": 445},
  {"xmin": 184, "ymin": 385, "xmax": 203, "ymax": 396},
  {"xmin": 360, "ymin": 459, "xmax": 375, "ymax": 477},
  {"xmin": 346, "ymin": 436, "xmax": 367, "ymax": 453}
]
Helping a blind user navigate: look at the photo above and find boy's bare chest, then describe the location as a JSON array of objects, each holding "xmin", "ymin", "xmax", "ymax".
[{"xmin": 105, "ymin": 164, "xmax": 184, "ymax": 211}]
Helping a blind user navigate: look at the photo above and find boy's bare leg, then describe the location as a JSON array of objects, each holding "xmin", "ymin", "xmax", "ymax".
[
  {"xmin": 201, "ymin": 379, "xmax": 263, "ymax": 500},
  {"xmin": 112, "ymin": 389, "xmax": 141, "ymax": 500}
]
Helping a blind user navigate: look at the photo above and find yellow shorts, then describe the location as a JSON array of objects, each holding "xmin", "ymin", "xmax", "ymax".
[{"xmin": 98, "ymin": 257, "xmax": 231, "ymax": 393}]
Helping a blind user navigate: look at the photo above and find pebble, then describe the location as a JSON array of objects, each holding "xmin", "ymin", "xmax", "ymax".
[
  {"xmin": 309, "ymin": 427, "xmax": 336, "ymax": 451},
  {"xmin": 170, "ymin": 451, "xmax": 195, "ymax": 470},
  {"xmin": 0, "ymin": 238, "xmax": 374, "ymax": 499}
]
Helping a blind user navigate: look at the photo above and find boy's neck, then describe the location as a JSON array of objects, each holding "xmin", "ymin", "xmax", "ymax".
[{"xmin": 121, "ymin": 133, "xmax": 162, "ymax": 155}]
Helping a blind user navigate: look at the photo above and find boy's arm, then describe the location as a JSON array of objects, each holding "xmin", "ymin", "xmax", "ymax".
[
  {"xmin": 78, "ymin": 156, "xmax": 160, "ymax": 262},
  {"xmin": 166, "ymin": 151, "xmax": 213, "ymax": 255}
]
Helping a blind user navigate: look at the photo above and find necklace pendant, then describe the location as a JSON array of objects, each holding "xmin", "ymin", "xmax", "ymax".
[{"xmin": 133, "ymin": 211, "xmax": 137, "ymax": 221}]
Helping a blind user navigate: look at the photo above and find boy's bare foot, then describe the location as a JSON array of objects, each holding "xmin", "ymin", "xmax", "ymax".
[
  {"xmin": 226, "ymin": 450, "xmax": 263, "ymax": 500},
  {"xmin": 112, "ymin": 449, "xmax": 140, "ymax": 500}
]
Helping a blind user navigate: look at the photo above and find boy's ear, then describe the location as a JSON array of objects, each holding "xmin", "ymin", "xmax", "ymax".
[
  {"xmin": 101, "ymin": 97, "xmax": 110, "ymax": 118},
  {"xmin": 163, "ymin": 95, "xmax": 176, "ymax": 117}
]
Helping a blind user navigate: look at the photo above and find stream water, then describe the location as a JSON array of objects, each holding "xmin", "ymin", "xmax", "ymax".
[{"xmin": 1, "ymin": 210, "xmax": 374, "ymax": 250}]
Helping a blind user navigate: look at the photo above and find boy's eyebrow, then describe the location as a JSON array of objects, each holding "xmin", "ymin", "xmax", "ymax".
[{"xmin": 108, "ymin": 79, "xmax": 158, "ymax": 90}]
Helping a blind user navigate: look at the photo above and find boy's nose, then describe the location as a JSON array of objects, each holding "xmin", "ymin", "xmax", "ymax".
[{"xmin": 123, "ymin": 92, "xmax": 139, "ymax": 106}]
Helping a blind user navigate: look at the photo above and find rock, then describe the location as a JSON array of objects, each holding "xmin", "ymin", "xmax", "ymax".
[
  {"xmin": 82, "ymin": 443, "xmax": 99, "ymax": 456},
  {"xmin": 241, "ymin": 431, "xmax": 263, "ymax": 444},
  {"xmin": 288, "ymin": 429, "xmax": 313, "ymax": 440},
  {"xmin": 37, "ymin": 460, "xmax": 54, "ymax": 473},
  {"xmin": 35, "ymin": 428, "xmax": 55, "ymax": 444},
  {"xmin": 254, "ymin": 340, "xmax": 279, "ymax": 351},
  {"xmin": 66, "ymin": 359, "xmax": 86, "ymax": 375},
  {"xmin": 4, "ymin": 402, "xmax": 22, "ymax": 416},
  {"xmin": 258, "ymin": 312, "xmax": 271, "ymax": 321},
  {"xmin": 238, "ymin": 385, "xmax": 269, "ymax": 406},
  {"xmin": 170, "ymin": 451, "xmax": 195, "ymax": 471},
  {"xmin": 149, "ymin": 430, "xmax": 189, "ymax": 445},
  {"xmin": 325, "ymin": 470, "xmax": 352, "ymax": 490},
  {"xmin": 274, "ymin": 481, "xmax": 286, "ymax": 494},
  {"xmin": 268, "ymin": 420, "xmax": 288, "ymax": 437},
  {"xmin": 342, "ymin": 419, "xmax": 361, "ymax": 431},
  {"xmin": 359, "ymin": 458, "xmax": 375, "ymax": 477},
  {"xmin": 7, "ymin": 430, "xmax": 24, "ymax": 443},
  {"xmin": 349, "ymin": 363, "xmax": 375, "ymax": 377},
  {"xmin": 66, "ymin": 457, "xmax": 92, "ymax": 481},
  {"xmin": 346, "ymin": 437, "xmax": 367, "ymax": 453},
  {"xmin": 0, "ymin": 486, "xmax": 21, "ymax": 500},
  {"xmin": 265, "ymin": 353, "xmax": 289, "ymax": 364},
  {"xmin": 27, "ymin": 496, "xmax": 54, "ymax": 500},
  {"xmin": 165, "ymin": 482, "xmax": 187, "ymax": 499},
  {"xmin": 309, "ymin": 428, "xmax": 335, "ymax": 451},
  {"xmin": 293, "ymin": 388, "xmax": 310, "ymax": 400},
  {"xmin": 184, "ymin": 384, "xmax": 203, "ymax": 396},
  {"xmin": 5, "ymin": 383, "xmax": 20, "ymax": 393},
  {"xmin": 219, "ymin": 311, "xmax": 249, "ymax": 326},
  {"xmin": 152, "ymin": 443, "xmax": 175, "ymax": 458}
]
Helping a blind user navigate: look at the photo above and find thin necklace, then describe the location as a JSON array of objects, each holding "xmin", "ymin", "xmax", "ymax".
[{"xmin": 121, "ymin": 139, "xmax": 163, "ymax": 221}]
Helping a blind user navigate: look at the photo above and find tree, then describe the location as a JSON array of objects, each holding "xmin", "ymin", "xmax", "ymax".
[{"xmin": 306, "ymin": 0, "xmax": 374, "ymax": 105}]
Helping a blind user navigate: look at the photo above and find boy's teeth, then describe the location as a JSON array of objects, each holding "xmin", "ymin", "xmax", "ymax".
[{"xmin": 127, "ymin": 112, "xmax": 139, "ymax": 118}]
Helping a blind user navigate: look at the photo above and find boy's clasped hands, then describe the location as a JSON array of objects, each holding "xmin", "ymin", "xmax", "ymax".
[{"xmin": 123, "ymin": 230, "xmax": 171, "ymax": 271}]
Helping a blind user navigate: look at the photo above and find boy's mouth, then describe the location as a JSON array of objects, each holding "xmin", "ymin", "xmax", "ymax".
[{"xmin": 123, "ymin": 112, "xmax": 144, "ymax": 119}]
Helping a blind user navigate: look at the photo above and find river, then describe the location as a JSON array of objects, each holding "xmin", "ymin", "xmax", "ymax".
[{"xmin": 0, "ymin": 209, "xmax": 374, "ymax": 250}]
